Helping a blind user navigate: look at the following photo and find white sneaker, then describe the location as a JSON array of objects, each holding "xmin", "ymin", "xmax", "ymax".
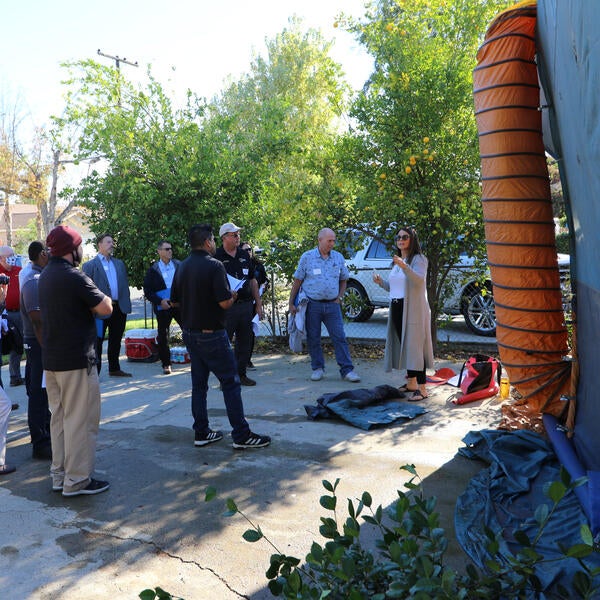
[
  {"xmin": 311, "ymin": 369, "xmax": 324, "ymax": 381},
  {"xmin": 343, "ymin": 370, "xmax": 361, "ymax": 383}
]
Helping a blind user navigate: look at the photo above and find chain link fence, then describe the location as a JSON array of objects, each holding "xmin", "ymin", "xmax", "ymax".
[{"xmin": 133, "ymin": 267, "xmax": 498, "ymax": 349}]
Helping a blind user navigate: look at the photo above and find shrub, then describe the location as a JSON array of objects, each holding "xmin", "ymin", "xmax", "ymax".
[
  {"xmin": 141, "ymin": 465, "xmax": 600, "ymax": 599},
  {"xmin": 218, "ymin": 465, "xmax": 599, "ymax": 599}
]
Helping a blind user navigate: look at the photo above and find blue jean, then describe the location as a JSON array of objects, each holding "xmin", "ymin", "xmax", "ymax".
[
  {"xmin": 182, "ymin": 329, "xmax": 250, "ymax": 443},
  {"xmin": 305, "ymin": 300, "xmax": 354, "ymax": 376}
]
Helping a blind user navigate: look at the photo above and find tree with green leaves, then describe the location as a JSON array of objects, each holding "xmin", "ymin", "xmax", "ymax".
[
  {"xmin": 58, "ymin": 21, "xmax": 352, "ymax": 287},
  {"xmin": 339, "ymin": 0, "xmax": 511, "ymax": 342},
  {"xmin": 205, "ymin": 19, "xmax": 352, "ymax": 272},
  {"xmin": 57, "ymin": 60, "xmax": 234, "ymax": 287}
]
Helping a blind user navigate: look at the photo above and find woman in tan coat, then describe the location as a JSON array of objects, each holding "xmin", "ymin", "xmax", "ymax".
[{"xmin": 373, "ymin": 227, "xmax": 434, "ymax": 401}]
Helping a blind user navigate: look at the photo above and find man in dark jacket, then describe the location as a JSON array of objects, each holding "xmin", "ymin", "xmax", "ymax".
[{"xmin": 143, "ymin": 240, "xmax": 181, "ymax": 374}]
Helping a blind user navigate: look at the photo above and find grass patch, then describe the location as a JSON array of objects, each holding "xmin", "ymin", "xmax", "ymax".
[{"xmin": 125, "ymin": 318, "xmax": 156, "ymax": 331}]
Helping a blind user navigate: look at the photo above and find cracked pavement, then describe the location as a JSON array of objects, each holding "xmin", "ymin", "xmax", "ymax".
[{"xmin": 1, "ymin": 348, "xmax": 501, "ymax": 598}]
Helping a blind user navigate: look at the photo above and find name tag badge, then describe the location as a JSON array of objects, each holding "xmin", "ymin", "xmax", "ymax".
[
  {"xmin": 242, "ymin": 268, "xmax": 249, "ymax": 276},
  {"xmin": 313, "ymin": 268, "xmax": 322, "ymax": 275}
]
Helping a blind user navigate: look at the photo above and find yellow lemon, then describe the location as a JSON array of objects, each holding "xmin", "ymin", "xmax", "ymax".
[
  {"xmin": 423, "ymin": 137, "xmax": 429, "ymax": 143},
  {"xmin": 405, "ymin": 166, "xmax": 412, "ymax": 174}
]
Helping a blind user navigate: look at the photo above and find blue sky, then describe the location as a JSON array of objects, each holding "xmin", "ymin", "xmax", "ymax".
[{"xmin": 1, "ymin": 0, "xmax": 373, "ymax": 127}]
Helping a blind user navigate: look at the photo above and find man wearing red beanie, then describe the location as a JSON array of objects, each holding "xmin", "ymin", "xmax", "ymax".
[{"xmin": 38, "ymin": 226, "xmax": 113, "ymax": 496}]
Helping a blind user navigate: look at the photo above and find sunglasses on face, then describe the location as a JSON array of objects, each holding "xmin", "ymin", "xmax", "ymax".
[{"xmin": 396, "ymin": 234, "xmax": 410, "ymax": 241}]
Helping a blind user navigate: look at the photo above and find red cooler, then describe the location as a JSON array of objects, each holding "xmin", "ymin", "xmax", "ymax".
[{"xmin": 125, "ymin": 329, "xmax": 159, "ymax": 362}]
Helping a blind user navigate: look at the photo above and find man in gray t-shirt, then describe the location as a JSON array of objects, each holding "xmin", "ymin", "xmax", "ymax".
[
  {"xmin": 19, "ymin": 241, "xmax": 51, "ymax": 460},
  {"xmin": 288, "ymin": 228, "xmax": 360, "ymax": 383}
]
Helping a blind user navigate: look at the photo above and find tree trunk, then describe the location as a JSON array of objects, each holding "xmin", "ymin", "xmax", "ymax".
[{"xmin": 3, "ymin": 200, "xmax": 12, "ymax": 246}]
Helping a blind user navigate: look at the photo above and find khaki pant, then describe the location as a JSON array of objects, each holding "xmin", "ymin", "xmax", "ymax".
[{"xmin": 46, "ymin": 368, "xmax": 101, "ymax": 492}]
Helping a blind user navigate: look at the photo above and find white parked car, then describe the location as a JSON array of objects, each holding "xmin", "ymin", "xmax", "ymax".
[{"xmin": 341, "ymin": 232, "xmax": 570, "ymax": 337}]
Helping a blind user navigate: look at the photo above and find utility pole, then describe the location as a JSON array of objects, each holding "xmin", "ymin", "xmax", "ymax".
[
  {"xmin": 97, "ymin": 49, "xmax": 139, "ymax": 71},
  {"xmin": 97, "ymin": 49, "xmax": 139, "ymax": 107}
]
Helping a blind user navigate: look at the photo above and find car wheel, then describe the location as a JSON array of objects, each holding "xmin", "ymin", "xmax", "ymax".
[
  {"xmin": 342, "ymin": 281, "xmax": 375, "ymax": 322},
  {"xmin": 461, "ymin": 282, "xmax": 497, "ymax": 337}
]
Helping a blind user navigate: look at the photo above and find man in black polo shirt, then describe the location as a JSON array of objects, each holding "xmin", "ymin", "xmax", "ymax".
[
  {"xmin": 39, "ymin": 226, "xmax": 113, "ymax": 496},
  {"xmin": 170, "ymin": 224, "xmax": 270, "ymax": 449},
  {"xmin": 215, "ymin": 222, "xmax": 263, "ymax": 386}
]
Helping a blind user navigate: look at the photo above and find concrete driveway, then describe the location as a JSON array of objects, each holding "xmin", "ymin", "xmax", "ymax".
[{"xmin": 1, "ymin": 349, "xmax": 503, "ymax": 599}]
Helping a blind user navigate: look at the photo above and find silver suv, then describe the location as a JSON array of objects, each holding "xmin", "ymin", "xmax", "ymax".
[{"xmin": 341, "ymin": 232, "xmax": 570, "ymax": 337}]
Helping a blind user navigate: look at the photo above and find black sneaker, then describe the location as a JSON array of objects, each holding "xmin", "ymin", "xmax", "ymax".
[
  {"xmin": 194, "ymin": 429, "xmax": 224, "ymax": 446},
  {"xmin": 233, "ymin": 432, "xmax": 271, "ymax": 449},
  {"xmin": 239, "ymin": 375, "xmax": 256, "ymax": 386},
  {"xmin": 247, "ymin": 361, "xmax": 256, "ymax": 370},
  {"xmin": 10, "ymin": 377, "xmax": 24, "ymax": 387},
  {"xmin": 62, "ymin": 478, "xmax": 110, "ymax": 497}
]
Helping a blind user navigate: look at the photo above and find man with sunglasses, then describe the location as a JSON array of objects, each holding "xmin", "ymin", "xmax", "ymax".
[
  {"xmin": 143, "ymin": 240, "xmax": 181, "ymax": 374},
  {"xmin": 215, "ymin": 223, "xmax": 263, "ymax": 386}
]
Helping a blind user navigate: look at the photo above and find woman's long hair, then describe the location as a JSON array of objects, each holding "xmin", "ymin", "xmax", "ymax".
[{"xmin": 395, "ymin": 226, "xmax": 423, "ymax": 265}]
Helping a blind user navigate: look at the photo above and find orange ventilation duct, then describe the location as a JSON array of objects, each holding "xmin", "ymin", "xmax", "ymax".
[{"xmin": 473, "ymin": 1, "xmax": 571, "ymax": 427}]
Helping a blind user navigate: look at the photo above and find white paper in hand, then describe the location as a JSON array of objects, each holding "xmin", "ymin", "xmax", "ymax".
[{"xmin": 227, "ymin": 274, "xmax": 245, "ymax": 292}]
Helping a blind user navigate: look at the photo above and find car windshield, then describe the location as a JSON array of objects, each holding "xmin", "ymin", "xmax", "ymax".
[
  {"xmin": 339, "ymin": 230, "xmax": 364, "ymax": 259},
  {"xmin": 366, "ymin": 237, "xmax": 393, "ymax": 260}
]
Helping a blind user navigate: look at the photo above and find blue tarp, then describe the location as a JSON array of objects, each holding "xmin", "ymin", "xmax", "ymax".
[
  {"xmin": 304, "ymin": 384, "xmax": 427, "ymax": 430},
  {"xmin": 456, "ymin": 429, "xmax": 600, "ymax": 597},
  {"xmin": 538, "ymin": 1, "xmax": 600, "ymax": 473}
]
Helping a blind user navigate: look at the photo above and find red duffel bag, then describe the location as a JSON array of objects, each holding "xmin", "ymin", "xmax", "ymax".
[{"xmin": 453, "ymin": 354, "xmax": 501, "ymax": 405}]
